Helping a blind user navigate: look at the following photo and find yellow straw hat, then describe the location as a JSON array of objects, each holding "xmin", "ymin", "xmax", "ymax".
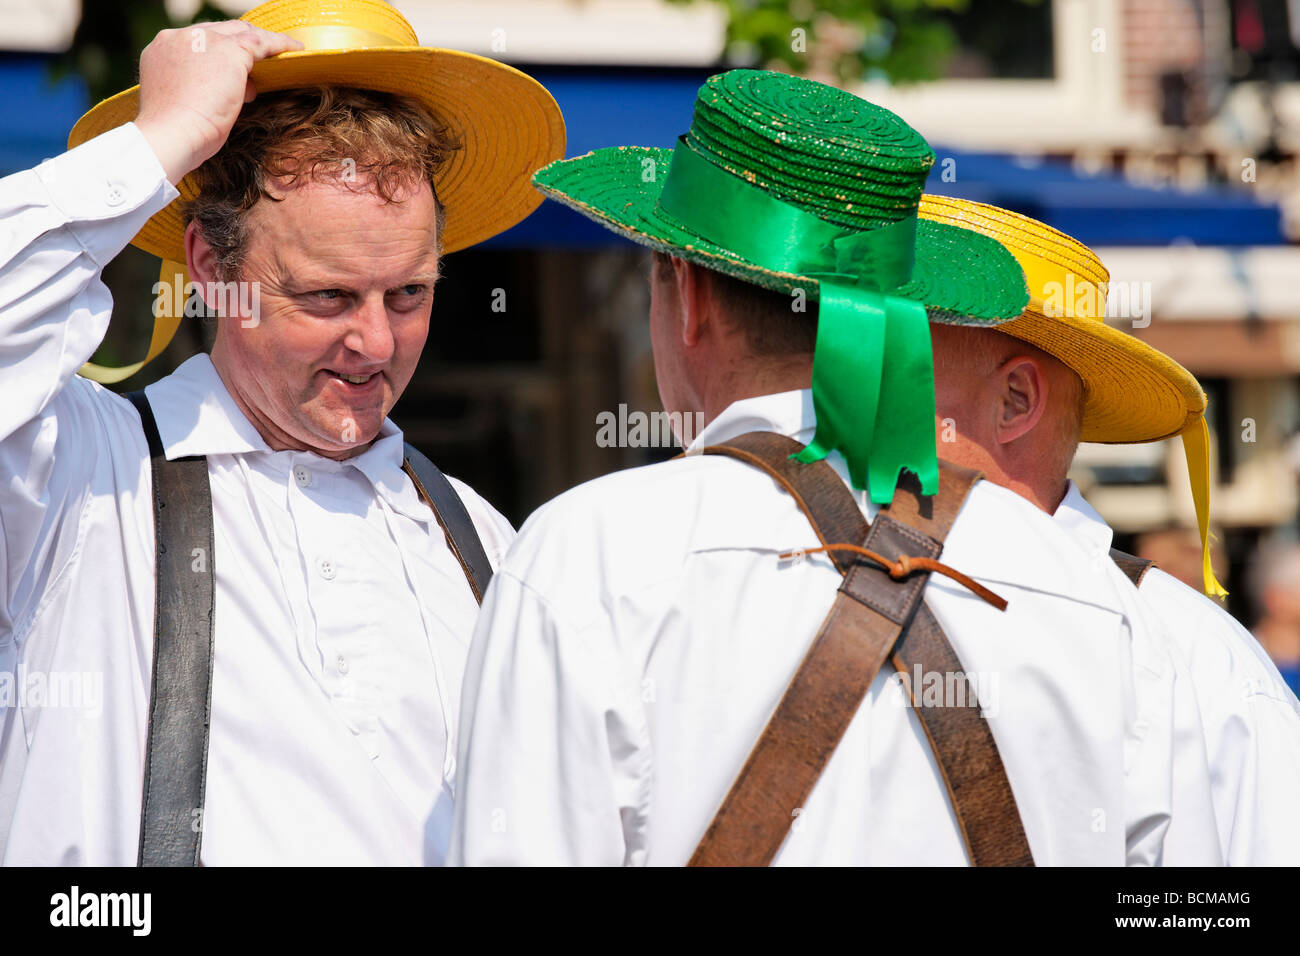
[
  {"xmin": 67, "ymin": 0, "xmax": 565, "ymax": 382},
  {"xmin": 918, "ymin": 194, "xmax": 1226, "ymax": 599}
]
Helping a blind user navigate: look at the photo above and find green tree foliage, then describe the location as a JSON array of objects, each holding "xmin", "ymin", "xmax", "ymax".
[{"xmin": 669, "ymin": 0, "xmax": 990, "ymax": 83}]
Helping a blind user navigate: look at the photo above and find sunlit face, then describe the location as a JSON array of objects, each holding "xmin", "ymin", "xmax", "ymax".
[{"xmin": 204, "ymin": 172, "xmax": 439, "ymax": 460}]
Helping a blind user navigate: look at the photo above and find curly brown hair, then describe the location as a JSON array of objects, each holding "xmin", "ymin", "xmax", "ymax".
[{"xmin": 183, "ymin": 86, "xmax": 461, "ymax": 280}]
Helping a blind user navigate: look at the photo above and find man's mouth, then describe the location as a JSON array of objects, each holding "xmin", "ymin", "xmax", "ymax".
[{"xmin": 324, "ymin": 369, "xmax": 383, "ymax": 390}]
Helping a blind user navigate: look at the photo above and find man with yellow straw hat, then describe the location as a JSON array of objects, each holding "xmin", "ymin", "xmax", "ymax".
[
  {"xmin": 452, "ymin": 69, "xmax": 1186, "ymax": 866},
  {"xmin": 0, "ymin": 0, "xmax": 563, "ymax": 864},
  {"xmin": 919, "ymin": 195, "xmax": 1300, "ymax": 865}
]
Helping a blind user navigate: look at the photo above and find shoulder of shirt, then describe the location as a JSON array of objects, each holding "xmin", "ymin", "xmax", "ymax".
[
  {"xmin": 935, "ymin": 477, "xmax": 1130, "ymax": 610},
  {"xmin": 1142, "ymin": 566, "xmax": 1300, "ymax": 711},
  {"xmin": 498, "ymin": 453, "xmax": 1123, "ymax": 619},
  {"xmin": 509, "ymin": 451, "xmax": 798, "ymax": 546},
  {"xmin": 41, "ymin": 369, "xmax": 153, "ymax": 467},
  {"xmin": 498, "ymin": 452, "xmax": 824, "ymax": 607}
]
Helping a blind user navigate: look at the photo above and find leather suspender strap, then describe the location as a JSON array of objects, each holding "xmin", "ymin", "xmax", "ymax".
[
  {"xmin": 126, "ymin": 390, "xmax": 215, "ymax": 867},
  {"xmin": 1109, "ymin": 547, "xmax": 1155, "ymax": 588},
  {"xmin": 402, "ymin": 442, "xmax": 494, "ymax": 605},
  {"xmin": 687, "ymin": 431, "xmax": 1034, "ymax": 867},
  {"xmin": 888, "ymin": 603, "xmax": 1032, "ymax": 865},
  {"xmin": 122, "ymin": 399, "xmax": 490, "ymax": 865}
]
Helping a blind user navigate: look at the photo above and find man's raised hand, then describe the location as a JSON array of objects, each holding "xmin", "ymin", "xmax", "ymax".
[{"xmin": 134, "ymin": 21, "xmax": 303, "ymax": 185}]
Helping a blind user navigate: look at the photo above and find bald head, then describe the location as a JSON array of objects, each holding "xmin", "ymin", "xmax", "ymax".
[{"xmin": 930, "ymin": 324, "xmax": 1085, "ymax": 512}]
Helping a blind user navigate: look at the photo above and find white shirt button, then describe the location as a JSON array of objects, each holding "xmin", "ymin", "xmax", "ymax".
[
  {"xmin": 293, "ymin": 464, "xmax": 312, "ymax": 488},
  {"xmin": 317, "ymin": 556, "xmax": 336, "ymax": 581},
  {"xmin": 105, "ymin": 182, "xmax": 125, "ymax": 206},
  {"xmin": 337, "ymin": 655, "xmax": 350, "ymax": 675}
]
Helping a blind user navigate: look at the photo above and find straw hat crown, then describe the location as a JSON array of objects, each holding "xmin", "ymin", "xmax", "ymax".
[{"xmin": 683, "ymin": 70, "xmax": 934, "ymax": 230}]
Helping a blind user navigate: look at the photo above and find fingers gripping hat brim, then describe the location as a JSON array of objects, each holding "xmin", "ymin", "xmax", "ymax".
[{"xmin": 533, "ymin": 146, "xmax": 1029, "ymax": 325}]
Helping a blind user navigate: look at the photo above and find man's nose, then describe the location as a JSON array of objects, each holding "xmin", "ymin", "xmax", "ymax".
[{"xmin": 342, "ymin": 295, "xmax": 396, "ymax": 364}]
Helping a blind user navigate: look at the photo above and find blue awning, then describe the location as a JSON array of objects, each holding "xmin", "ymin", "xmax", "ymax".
[
  {"xmin": 491, "ymin": 67, "xmax": 1287, "ymax": 249},
  {"xmin": 0, "ymin": 57, "xmax": 1283, "ymax": 249},
  {"xmin": 0, "ymin": 55, "xmax": 88, "ymax": 175},
  {"xmin": 923, "ymin": 148, "xmax": 1285, "ymax": 246}
]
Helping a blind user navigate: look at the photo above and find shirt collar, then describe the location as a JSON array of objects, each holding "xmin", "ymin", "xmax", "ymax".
[
  {"xmin": 685, "ymin": 389, "xmax": 818, "ymax": 452},
  {"xmin": 144, "ymin": 353, "xmax": 271, "ymax": 458},
  {"xmin": 1052, "ymin": 480, "xmax": 1116, "ymax": 554},
  {"xmin": 144, "ymin": 354, "xmax": 432, "ymax": 523},
  {"xmin": 685, "ymin": 388, "xmax": 876, "ymax": 521},
  {"xmin": 349, "ymin": 429, "xmax": 433, "ymax": 523}
]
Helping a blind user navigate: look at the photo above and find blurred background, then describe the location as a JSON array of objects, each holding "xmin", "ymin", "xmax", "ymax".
[{"xmin": 3, "ymin": 0, "xmax": 1299, "ymax": 680}]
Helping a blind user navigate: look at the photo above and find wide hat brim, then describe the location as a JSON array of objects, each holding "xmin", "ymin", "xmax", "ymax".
[
  {"xmin": 533, "ymin": 145, "xmax": 1030, "ymax": 325},
  {"xmin": 999, "ymin": 310, "xmax": 1205, "ymax": 444},
  {"xmin": 916, "ymin": 194, "xmax": 1205, "ymax": 444},
  {"xmin": 68, "ymin": 47, "xmax": 566, "ymax": 259}
]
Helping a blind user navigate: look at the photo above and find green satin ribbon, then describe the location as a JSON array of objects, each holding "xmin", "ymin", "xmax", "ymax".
[{"xmin": 657, "ymin": 138, "xmax": 938, "ymax": 502}]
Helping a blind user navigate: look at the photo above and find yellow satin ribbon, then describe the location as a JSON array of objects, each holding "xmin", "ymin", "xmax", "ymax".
[
  {"xmin": 79, "ymin": 260, "xmax": 187, "ymax": 384},
  {"xmin": 1180, "ymin": 415, "xmax": 1228, "ymax": 600}
]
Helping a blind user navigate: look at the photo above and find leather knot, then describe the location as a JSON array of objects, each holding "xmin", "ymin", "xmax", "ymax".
[{"xmin": 778, "ymin": 542, "xmax": 1007, "ymax": 611}]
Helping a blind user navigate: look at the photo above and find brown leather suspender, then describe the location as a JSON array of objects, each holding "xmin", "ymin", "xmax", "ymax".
[
  {"xmin": 686, "ymin": 431, "xmax": 1035, "ymax": 867},
  {"xmin": 1109, "ymin": 547, "xmax": 1155, "ymax": 588},
  {"xmin": 126, "ymin": 391, "xmax": 492, "ymax": 866},
  {"xmin": 127, "ymin": 391, "xmax": 215, "ymax": 868},
  {"xmin": 402, "ymin": 443, "xmax": 494, "ymax": 605}
]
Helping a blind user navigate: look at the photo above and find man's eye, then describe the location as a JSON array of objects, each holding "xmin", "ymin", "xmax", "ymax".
[
  {"xmin": 312, "ymin": 289, "xmax": 344, "ymax": 301},
  {"xmin": 392, "ymin": 285, "xmax": 425, "ymax": 297}
]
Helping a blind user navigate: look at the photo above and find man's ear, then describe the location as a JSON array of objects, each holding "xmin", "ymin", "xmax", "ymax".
[
  {"xmin": 184, "ymin": 221, "xmax": 228, "ymax": 349},
  {"xmin": 996, "ymin": 355, "xmax": 1049, "ymax": 446},
  {"xmin": 673, "ymin": 257, "xmax": 708, "ymax": 347},
  {"xmin": 184, "ymin": 220, "xmax": 218, "ymax": 289}
]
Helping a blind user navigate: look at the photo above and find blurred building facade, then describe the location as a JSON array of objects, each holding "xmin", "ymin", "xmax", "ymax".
[
  {"xmin": 2, "ymin": 0, "xmax": 1297, "ymax": 624},
  {"xmin": 862, "ymin": 0, "xmax": 1300, "ymax": 620}
]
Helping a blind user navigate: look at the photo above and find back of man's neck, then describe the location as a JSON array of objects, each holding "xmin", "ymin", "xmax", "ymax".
[{"xmin": 699, "ymin": 359, "xmax": 811, "ymax": 427}]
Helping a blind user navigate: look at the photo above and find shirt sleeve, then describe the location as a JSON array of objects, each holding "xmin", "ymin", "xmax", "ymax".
[
  {"xmin": 0, "ymin": 122, "xmax": 177, "ymax": 636},
  {"xmin": 1147, "ymin": 570, "xmax": 1300, "ymax": 865},
  {"xmin": 1220, "ymin": 690, "xmax": 1300, "ymax": 865},
  {"xmin": 449, "ymin": 567, "xmax": 652, "ymax": 866},
  {"xmin": 1198, "ymin": 613, "xmax": 1300, "ymax": 866}
]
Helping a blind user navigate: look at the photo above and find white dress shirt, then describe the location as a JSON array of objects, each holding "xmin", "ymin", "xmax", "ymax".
[
  {"xmin": 1056, "ymin": 482, "xmax": 1300, "ymax": 865},
  {"xmin": 450, "ymin": 389, "xmax": 1209, "ymax": 866},
  {"xmin": 0, "ymin": 123, "xmax": 515, "ymax": 865}
]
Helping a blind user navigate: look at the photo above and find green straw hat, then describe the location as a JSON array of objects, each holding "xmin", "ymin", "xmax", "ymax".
[{"xmin": 534, "ymin": 69, "xmax": 1029, "ymax": 503}]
